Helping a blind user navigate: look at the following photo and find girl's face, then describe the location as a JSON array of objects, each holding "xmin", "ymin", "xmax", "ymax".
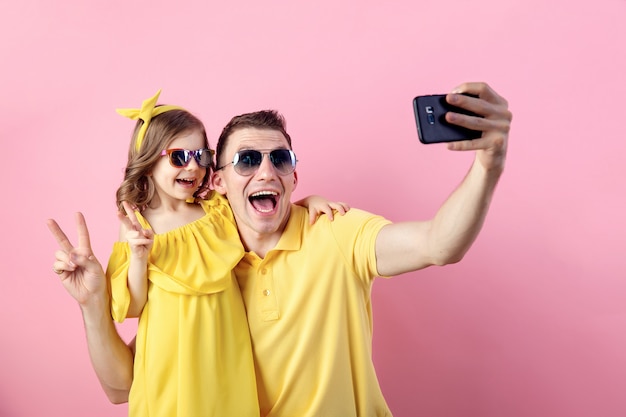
[{"xmin": 150, "ymin": 129, "xmax": 208, "ymax": 206}]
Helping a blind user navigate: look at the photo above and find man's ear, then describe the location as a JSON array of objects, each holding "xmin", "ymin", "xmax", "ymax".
[
  {"xmin": 293, "ymin": 171, "xmax": 298, "ymax": 190},
  {"xmin": 211, "ymin": 171, "xmax": 227, "ymax": 195}
]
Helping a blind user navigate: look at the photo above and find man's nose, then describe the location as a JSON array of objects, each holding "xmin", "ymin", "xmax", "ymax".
[{"xmin": 255, "ymin": 153, "xmax": 277, "ymax": 177}]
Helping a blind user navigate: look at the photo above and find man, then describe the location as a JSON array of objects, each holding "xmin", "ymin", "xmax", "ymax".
[{"xmin": 48, "ymin": 82, "xmax": 511, "ymax": 416}]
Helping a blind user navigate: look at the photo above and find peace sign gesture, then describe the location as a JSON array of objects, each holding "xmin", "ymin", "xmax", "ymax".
[
  {"xmin": 46, "ymin": 212, "xmax": 108, "ymax": 307},
  {"xmin": 118, "ymin": 201, "xmax": 154, "ymax": 262}
]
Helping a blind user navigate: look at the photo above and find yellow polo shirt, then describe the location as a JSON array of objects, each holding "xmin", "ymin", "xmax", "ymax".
[{"xmin": 236, "ymin": 204, "xmax": 393, "ymax": 417}]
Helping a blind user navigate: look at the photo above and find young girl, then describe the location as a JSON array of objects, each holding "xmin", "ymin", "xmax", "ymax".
[{"xmin": 106, "ymin": 90, "xmax": 348, "ymax": 417}]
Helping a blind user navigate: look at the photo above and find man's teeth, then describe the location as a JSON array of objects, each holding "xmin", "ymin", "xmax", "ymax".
[{"xmin": 251, "ymin": 191, "xmax": 277, "ymax": 197}]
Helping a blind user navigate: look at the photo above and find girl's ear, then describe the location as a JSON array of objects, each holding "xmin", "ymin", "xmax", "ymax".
[{"xmin": 293, "ymin": 171, "xmax": 298, "ymax": 190}]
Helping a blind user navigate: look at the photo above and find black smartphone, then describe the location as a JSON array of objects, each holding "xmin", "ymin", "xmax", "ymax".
[{"xmin": 413, "ymin": 94, "xmax": 482, "ymax": 144}]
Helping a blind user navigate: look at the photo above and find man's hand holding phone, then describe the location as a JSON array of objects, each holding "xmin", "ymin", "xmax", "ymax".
[{"xmin": 414, "ymin": 82, "xmax": 512, "ymax": 171}]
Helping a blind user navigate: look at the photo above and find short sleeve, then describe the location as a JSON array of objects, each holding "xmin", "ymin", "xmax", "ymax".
[{"xmin": 106, "ymin": 241, "xmax": 132, "ymax": 323}]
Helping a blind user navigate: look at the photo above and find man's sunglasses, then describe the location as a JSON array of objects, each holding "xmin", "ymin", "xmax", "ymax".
[
  {"xmin": 216, "ymin": 149, "xmax": 297, "ymax": 176},
  {"xmin": 161, "ymin": 148, "xmax": 214, "ymax": 168}
]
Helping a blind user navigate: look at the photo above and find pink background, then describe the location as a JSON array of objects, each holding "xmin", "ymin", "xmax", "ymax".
[{"xmin": 1, "ymin": 1, "xmax": 625, "ymax": 416}]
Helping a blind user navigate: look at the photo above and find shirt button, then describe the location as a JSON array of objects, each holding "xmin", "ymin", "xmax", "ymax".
[
  {"xmin": 263, "ymin": 289, "xmax": 271, "ymax": 296},
  {"xmin": 261, "ymin": 268, "xmax": 268, "ymax": 274}
]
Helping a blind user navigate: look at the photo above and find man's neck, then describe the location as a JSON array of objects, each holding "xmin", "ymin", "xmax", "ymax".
[
  {"xmin": 235, "ymin": 204, "xmax": 293, "ymax": 259},
  {"xmin": 239, "ymin": 231, "xmax": 282, "ymax": 259}
]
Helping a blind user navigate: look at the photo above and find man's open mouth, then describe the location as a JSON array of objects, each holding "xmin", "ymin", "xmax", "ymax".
[{"xmin": 249, "ymin": 191, "xmax": 278, "ymax": 213}]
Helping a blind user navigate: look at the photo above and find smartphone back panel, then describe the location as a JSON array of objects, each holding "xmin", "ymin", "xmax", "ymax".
[{"xmin": 413, "ymin": 94, "xmax": 482, "ymax": 144}]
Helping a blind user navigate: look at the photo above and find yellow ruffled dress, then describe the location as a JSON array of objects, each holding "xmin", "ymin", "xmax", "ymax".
[{"xmin": 106, "ymin": 192, "xmax": 259, "ymax": 417}]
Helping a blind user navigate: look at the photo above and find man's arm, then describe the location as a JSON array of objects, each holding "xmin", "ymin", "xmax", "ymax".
[
  {"xmin": 81, "ymin": 292, "xmax": 135, "ymax": 403},
  {"xmin": 47, "ymin": 213, "xmax": 134, "ymax": 403},
  {"xmin": 375, "ymin": 82, "xmax": 511, "ymax": 276}
]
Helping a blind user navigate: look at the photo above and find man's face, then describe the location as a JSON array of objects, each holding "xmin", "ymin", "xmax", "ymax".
[{"xmin": 212, "ymin": 127, "xmax": 298, "ymax": 246}]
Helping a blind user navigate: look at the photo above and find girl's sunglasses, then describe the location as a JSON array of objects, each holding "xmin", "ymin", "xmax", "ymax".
[
  {"xmin": 216, "ymin": 149, "xmax": 297, "ymax": 176},
  {"xmin": 161, "ymin": 148, "xmax": 214, "ymax": 168}
]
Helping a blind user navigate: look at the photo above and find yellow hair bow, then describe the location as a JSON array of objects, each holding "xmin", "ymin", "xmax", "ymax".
[{"xmin": 116, "ymin": 89, "xmax": 185, "ymax": 152}]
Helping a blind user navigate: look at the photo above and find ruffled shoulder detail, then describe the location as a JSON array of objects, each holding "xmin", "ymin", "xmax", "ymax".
[
  {"xmin": 145, "ymin": 194, "xmax": 244, "ymax": 296},
  {"xmin": 202, "ymin": 191, "xmax": 234, "ymax": 221},
  {"xmin": 106, "ymin": 241, "xmax": 132, "ymax": 323}
]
